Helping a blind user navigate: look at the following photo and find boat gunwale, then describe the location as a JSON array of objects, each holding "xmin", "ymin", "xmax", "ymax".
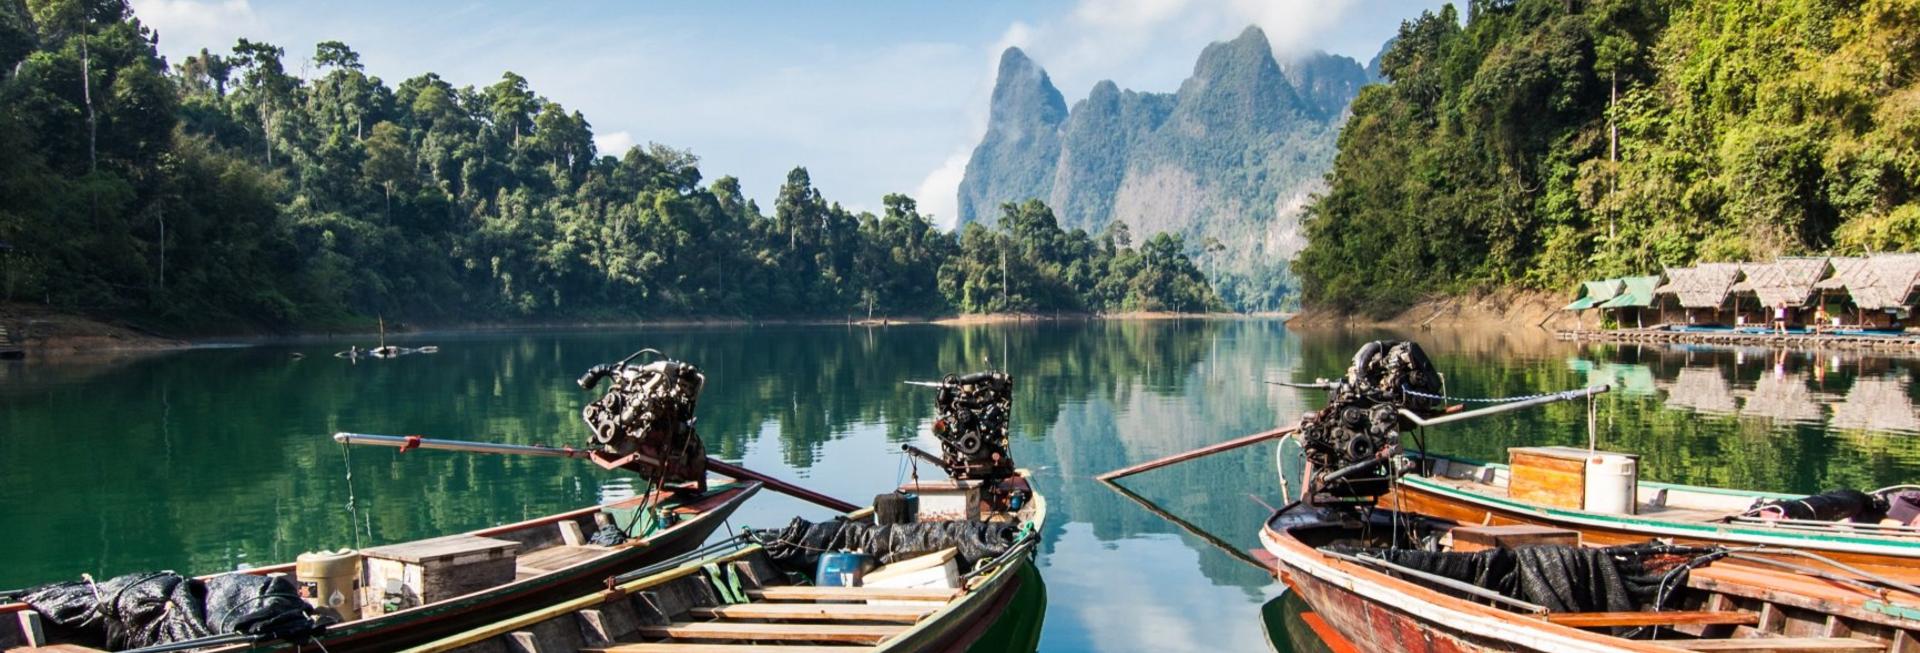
[
  {"xmin": 0, "ymin": 481, "xmax": 760, "ymax": 644},
  {"xmin": 1398, "ymin": 467, "xmax": 1920, "ymax": 552},
  {"xmin": 875, "ymin": 478, "xmax": 1047, "ymax": 652},
  {"xmin": 1260, "ymin": 516, "xmax": 1682, "ymax": 653},
  {"xmin": 394, "ymin": 470, "xmax": 1049, "ymax": 653},
  {"xmin": 1411, "ymin": 451, "xmax": 1805, "ymax": 499}
]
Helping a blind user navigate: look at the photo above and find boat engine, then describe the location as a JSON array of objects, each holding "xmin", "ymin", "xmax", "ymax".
[
  {"xmin": 577, "ymin": 349, "xmax": 707, "ymax": 487},
  {"xmin": 923, "ymin": 372, "xmax": 1016, "ymax": 481},
  {"xmin": 1299, "ymin": 341, "xmax": 1444, "ymax": 500}
]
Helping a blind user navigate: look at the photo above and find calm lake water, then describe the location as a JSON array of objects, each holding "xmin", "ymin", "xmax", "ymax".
[{"xmin": 4, "ymin": 320, "xmax": 1919, "ymax": 651}]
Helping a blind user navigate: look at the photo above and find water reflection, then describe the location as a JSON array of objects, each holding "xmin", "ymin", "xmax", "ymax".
[
  {"xmin": 1564, "ymin": 345, "xmax": 1920, "ymax": 436},
  {"xmin": 9, "ymin": 323, "xmax": 1920, "ymax": 652},
  {"xmin": 1262, "ymin": 591, "xmax": 1340, "ymax": 653}
]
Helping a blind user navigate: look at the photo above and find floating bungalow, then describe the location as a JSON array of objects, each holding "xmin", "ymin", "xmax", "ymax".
[{"xmin": 1562, "ymin": 253, "xmax": 1920, "ymax": 348}]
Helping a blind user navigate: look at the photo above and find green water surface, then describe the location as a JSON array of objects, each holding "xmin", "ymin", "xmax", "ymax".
[{"xmin": 4, "ymin": 321, "xmax": 1918, "ymax": 651}]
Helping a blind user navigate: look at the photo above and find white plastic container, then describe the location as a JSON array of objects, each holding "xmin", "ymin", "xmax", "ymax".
[{"xmin": 1583, "ymin": 454, "xmax": 1639, "ymax": 515}]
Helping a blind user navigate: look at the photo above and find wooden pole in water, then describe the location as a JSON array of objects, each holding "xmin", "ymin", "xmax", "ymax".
[
  {"xmin": 1096, "ymin": 425, "xmax": 1297, "ymax": 482},
  {"xmin": 332, "ymin": 432, "xmax": 861, "ymax": 513}
]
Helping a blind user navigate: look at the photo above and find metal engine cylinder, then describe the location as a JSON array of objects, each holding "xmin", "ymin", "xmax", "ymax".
[
  {"xmin": 930, "ymin": 372, "xmax": 1015, "ymax": 481},
  {"xmin": 577, "ymin": 351, "xmax": 707, "ymax": 485},
  {"xmin": 1298, "ymin": 340, "xmax": 1443, "ymax": 498}
]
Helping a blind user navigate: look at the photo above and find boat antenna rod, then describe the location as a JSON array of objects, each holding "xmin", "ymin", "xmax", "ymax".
[{"xmin": 332, "ymin": 432, "xmax": 860, "ymax": 513}]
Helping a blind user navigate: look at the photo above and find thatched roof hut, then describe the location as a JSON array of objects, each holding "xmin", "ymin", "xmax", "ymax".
[
  {"xmin": 1811, "ymin": 254, "xmax": 1920, "ymax": 309},
  {"xmin": 1653, "ymin": 263, "xmax": 1743, "ymax": 308},
  {"xmin": 1874, "ymin": 254, "xmax": 1920, "ymax": 308},
  {"xmin": 1732, "ymin": 257, "xmax": 1831, "ymax": 307}
]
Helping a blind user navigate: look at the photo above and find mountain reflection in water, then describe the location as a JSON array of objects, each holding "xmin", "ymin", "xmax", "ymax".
[{"xmin": 3, "ymin": 322, "xmax": 1918, "ymax": 652}]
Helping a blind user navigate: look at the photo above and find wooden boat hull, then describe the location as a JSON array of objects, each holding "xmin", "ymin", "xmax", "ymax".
[
  {"xmin": 1262, "ymin": 503, "xmax": 1920, "ymax": 652},
  {"xmin": 266, "ymin": 483, "xmax": 759, "ymax": 653},
  {"xmin": 1262, "ymin": 512, "xmax": 1677, "ymax": 653},
  {"xmin": 392, "ymin": 472, "xmax": 1050, "ymax": 653},
  {"xmin": 879, "ymin": 553, "xmax": 1038, "ymax": 653},
  {"xmin": 1386, "ymin": 470, "xmax": 1920, "ymax": 582},
  {"xmin": 1, "ymin": 482, "xmax": 760, "ymax": 653}
]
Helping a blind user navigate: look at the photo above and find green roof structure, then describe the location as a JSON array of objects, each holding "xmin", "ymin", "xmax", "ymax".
[
  {"xmin": 1564, "ymin": 278, "xmax": 1624, "ymax": 311},
  {"xmin": 1597, "ymin": 275, "xmax": 1661, "ymax": 309}
]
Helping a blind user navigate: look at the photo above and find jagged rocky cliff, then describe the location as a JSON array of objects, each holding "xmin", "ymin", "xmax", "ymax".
[{"xmin": 956, "ymin": 27, "xmax": 1369, "ymax": 310}]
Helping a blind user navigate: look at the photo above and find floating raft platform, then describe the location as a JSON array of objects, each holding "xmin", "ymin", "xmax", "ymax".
[{"xmin": 1558, "ymin": 326, "xmax": 1920, "ymax": 352}]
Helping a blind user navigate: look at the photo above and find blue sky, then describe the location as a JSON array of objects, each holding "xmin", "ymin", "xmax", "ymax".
[{"xmin": 131, "ymin": 0, "xmax": 1448, "ymax": 226}]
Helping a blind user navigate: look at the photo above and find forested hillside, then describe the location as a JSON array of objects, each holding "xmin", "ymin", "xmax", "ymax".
[
  {"xmin": 0, "ymin": 1, "xmax": 1219, "ymax": 333},
  {"xmin": 1298, "ymin": 0, "xmax": 1920, "ymax": 316},
  {"xmin": 958, "ymin": 28, "xmax": 1370, "ymax": 312}
]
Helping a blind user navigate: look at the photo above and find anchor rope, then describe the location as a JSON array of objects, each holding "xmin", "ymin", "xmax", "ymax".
[{"xmin": 338, "ymin": 440, "xmax": 362, "ymax": 549}]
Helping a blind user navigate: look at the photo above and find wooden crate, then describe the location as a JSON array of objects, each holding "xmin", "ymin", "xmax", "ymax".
[
  {"xmin": 360, "ymin": 534, "xmax": 518, "ymax": 614},
  {"xmin": 1508, "ymin": 446, "xmax": 1592, "ymax": 510},
  {"xmin": 1450, "ymin": 524, "xmax": 1580, "ymax": 552},
  {"xmin": 901, "ymin": 480, "xmax": 980, "ymax": 521}
]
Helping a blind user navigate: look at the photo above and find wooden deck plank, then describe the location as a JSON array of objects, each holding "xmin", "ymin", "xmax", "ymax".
[
  {"xmin": 634, "ymin": 622, "xmax": 903, "ymax": 644},
  {"xmin": 687, "ymin": 603, "xmax": 933, "ymax": 623},
  {"xmin": 517, "ymin": 544, "xmax": 609, "ymax": 572},
  {"xmin": 1662, "ymin": 637, "xmax": 1884, "ymax": 652},
  {"xmin": 747, "ymin": 586, "xmax": 958, "ymax": 602},
  {"xmin": 586, "ymin": 645, "xmax": 872, "ymax": 653},
  {"xmin": 1544, "ymin": 610, "xmax": 1760, "ymax": 628}
]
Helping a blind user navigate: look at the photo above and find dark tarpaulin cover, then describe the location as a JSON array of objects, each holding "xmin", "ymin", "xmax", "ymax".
[
  {"xmin": 23, "ymin": 571, "xmax": 319, "ymax": 650},
  {"xmin": 760, "ymin": 517, "xmax": 1016, "ymax": 574},
  {"xmin": 1321, "ymin": 543, "xmax": 1711, "ymax": 614},
  {"xmin": 1758, "ymin": 489, "xmax": 1889, "ymax": 522}
]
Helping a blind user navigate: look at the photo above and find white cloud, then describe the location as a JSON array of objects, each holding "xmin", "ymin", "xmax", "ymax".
[
  {"xmin": 593, "ymin": 131, "xmax": 636, "ymax": 158},
  {"xmin": 915, "ymin": 149, "xmax": 972, "ymax": 229},
  {"xmin": 130, "ymin": 0, "xmax": 261, "ymax": 58}
]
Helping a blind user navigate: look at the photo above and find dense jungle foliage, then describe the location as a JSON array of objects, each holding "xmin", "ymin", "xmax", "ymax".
[
  {"xmin": 1298, "ymin": 0, "xmax": 1920, "ymax": 315},
  {"xmin": 0, "ymin": 0, "xmax": 1221, "ymax": 332}
]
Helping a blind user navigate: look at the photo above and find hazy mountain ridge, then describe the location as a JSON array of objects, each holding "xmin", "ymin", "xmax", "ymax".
[{"xmin": 956, "ymin": 27, "xmax": 1369, "ymax": 311}]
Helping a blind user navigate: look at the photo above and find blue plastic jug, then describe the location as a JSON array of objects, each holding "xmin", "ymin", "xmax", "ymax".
[{"xmin": 815, "ymin": 551, "xmax": 874, "ymax": 587}]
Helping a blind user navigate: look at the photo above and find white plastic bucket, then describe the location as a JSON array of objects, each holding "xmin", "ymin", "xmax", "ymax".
[{"xmin": 1584, "ymin": 455, "xmax": 1638, "ymax": 515}]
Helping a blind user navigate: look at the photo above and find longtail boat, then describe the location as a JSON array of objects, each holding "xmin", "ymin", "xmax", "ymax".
[
  {"xmin": 0, "ymin": 481, "xmax": 761, "ymax": 653},
  {"xmin": 392, "ymin": 470, "xmax": 1047, "ymax": 653},
  {"xmin": 1261, "ymin": 501, "xmax": 1920, "ymax": 653},
  {"xmin": 1378, "ymin": 451, "xmax": 1920, "ymax": 583},
  {"xmin": 1215, "ymin": 340, "xmax": 1920, "ymax": 651}
]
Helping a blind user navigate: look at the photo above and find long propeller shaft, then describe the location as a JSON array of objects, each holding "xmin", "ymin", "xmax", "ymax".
[{"xmin": 332, "ymin": 432, "xmax": 860, "ymax": 513}]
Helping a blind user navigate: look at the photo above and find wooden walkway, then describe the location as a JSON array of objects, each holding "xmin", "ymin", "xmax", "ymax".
[{"xmin": 1558, "ymin": 327, "xmax": 1920, "ymax": 352}]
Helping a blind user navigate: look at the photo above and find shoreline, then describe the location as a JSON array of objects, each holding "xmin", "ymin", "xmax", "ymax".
[
  {"xmin": 1286, "ymin": 288, "xmax": 1585, "ymax": 332},
  {"xmin": 1, "ymin": 305, "xmax": 1277, "ymax": 357}
]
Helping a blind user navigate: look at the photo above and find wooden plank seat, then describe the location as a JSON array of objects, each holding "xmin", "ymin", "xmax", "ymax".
[
  {"xmin": 518, "ymin": 545, "xmax": 611, "ymax": 573},
  {"xmin": 586, "ymin": 645, "xmax": 873, "ymax": 653},
  {"xmin": 1660, "ymin": 637, "xmax": 1884, "ymax": 652},
  {"xmin": 634, "ymin": 622, "xmax": 904, "ymax": 644},
  {"xmin": 687, "ymin": 603, "xmax": 935, "ymax": 623},
  {"xmin": 1543, "ymin": 610, "xmax": 1761, "ymax": 628},
  {"xmin": 746, "ymin": 586, "xmax": 959, "ymax": 602}
]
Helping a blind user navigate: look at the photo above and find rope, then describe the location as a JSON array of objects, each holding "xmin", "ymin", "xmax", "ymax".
[
  {"xmin": 338, "ymin": 442, "xmax": 361, "ymax": 549},
  {"xmin": 1401, "ymin": 387, "xmax": 1572, "ymax": 404}
]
